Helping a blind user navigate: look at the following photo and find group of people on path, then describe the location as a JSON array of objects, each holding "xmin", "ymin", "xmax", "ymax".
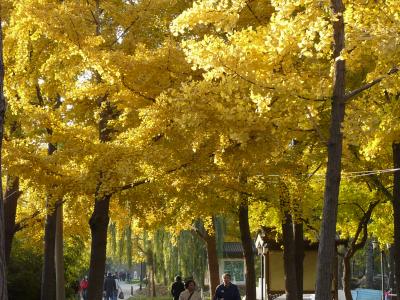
[
  {"xmin": 171, "ymin": 273, "xmax": 241, "ymax": 300},
  {"xmin": 75, "ymin": 272, "xmax": 124, "ymax": 300},
  {"xmin": 104, "ymin": 272, "xmax": 124, "ymax": 300}
]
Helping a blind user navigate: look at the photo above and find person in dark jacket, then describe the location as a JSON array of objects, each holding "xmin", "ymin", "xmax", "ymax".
[
  {"xmin": 104, "ymin": 272, "xmax": 117, "ymax": 300},
  {"xmin": 171, "ymin": 275, "xmax": 185, "ymax": 300},
  {"xmin": 213, "ymin": 273, "xmax": 241, "ymax": 300}
]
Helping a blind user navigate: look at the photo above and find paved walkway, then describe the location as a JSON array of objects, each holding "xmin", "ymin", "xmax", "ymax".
[
  {"xmin": 118, "ymin": 282, "xmax": 139, "ymax": 299},
  {"xmin": 79, "ymin": 282, "xmax": 139, "ymax": 300}
]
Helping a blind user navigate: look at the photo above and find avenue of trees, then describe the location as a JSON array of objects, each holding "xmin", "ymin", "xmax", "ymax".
[{"xmin": 0, "ymin": 0, "xmax": 399, "ymax": 300}]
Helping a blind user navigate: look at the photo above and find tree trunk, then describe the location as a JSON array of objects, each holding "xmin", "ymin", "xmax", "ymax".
[
  {"xmin": 388, "ymin": 245, "xmax": 395, "ymax": 291},
  {"xmin": 41, "ymin": 198, "xmax": 58, "ymax": 300},
  {"xmin": 392, "ymin": 142, "xmax": 400, "ymax": 296},
  {"xmin": 127, "ymin": 225, "xmax": 132, "ymax": 270},
  {"xmin": 192, "ymin": 217, "xmax": 220, "ymax": 293},
  {"xmin": 147, "ymin": 269, "xmax": 151, "ymax": 296},
  {"xmin": 365, "ymin": 240, "xmax": 374, "ymax": 289},
  {"xmin": 294, "ymin": 223, "xmax": 304, "ymax": 300},
  {"xmin": 203, "ymin": 217, "xmax": 220, "ymax": 294},
  {"xmin": 87, "ymin": 194, "xmax": 111, "ymax": 300},
  {"xmin": 205, "ymin": 230, "xmax": 220, "ymax": 294},
  {"xmin": 238, "ymin": 202, "xmax": 256, "ymax": 300},
  {"xmin": 55, "ymin": 203, "xmax": 66, "ymax": 300},
  {"xmin": 342, "ymin": 253, "xmax": 353, "ymax": 300},
  {"xmin": 0, "ymin": 15, "xmax": 9, "ymax": 300},
  {"xmin": 282, "ymin": 213, "xmax": 298, "ymax": 300},
  {"xmin": 332, "ymin": 248, "xmax": 338, "ymax": 300},
  {"xmin": 87, "ymin": 49, "xmax": 117, "ymax": 298},
  {"xmin": 4, "ymin": 176, "xmax": 22, "ymax": 263},
  {"xmin": 315, "ymin": 1, "xmax": 346, "ymax": 299},
  {"xmin": 41, "ymin": 141, "xmax": 58, "ymax": 300},
  {"xmin": 280, "ymin": 182, "xmax": 298, "ymax": 300},
  {"xmin": 152, "ymin": 254, "xmax": 156, "ymax": 297}
]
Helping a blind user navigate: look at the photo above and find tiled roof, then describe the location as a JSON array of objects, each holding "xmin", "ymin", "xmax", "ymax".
[
  {"xmin": 223, "ymin": 242, "xmax": 243, "ymax": 254},
  {"xmin": 222, "ymin": 242, "xmax": 255, "ymax": 258}
]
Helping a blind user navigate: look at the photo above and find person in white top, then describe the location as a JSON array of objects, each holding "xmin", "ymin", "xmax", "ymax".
[
  {"xmin": 179, "ymin": 279, "xmax": 202, "ymax": 300},
  {"xmin": 114, "ymin": 275, "xmax": 121, "ymax": 300}
]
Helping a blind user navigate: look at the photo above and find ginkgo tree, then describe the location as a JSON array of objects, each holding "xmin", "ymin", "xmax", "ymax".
[
  {"xmin": 1, "ymin": 1, "xmax": 400, "ymax": 300},
  {"xmin": 0, "ymin": 9, "xmax": 8, "ymax": 300},
  {"xmin": 3, "ymin": 0, "xmax": 194, "ymax": 298},
  {"xmin": 168, "ymin": 0, "xmax": 400, "ymax": 299}
]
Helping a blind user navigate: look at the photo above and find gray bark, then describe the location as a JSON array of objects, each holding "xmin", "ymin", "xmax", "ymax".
[
  {"xmin": 315, "ymin": 0, "xmax": 346, "ymax": 298},
  {"xmin": 41, "ymin": 197, "xmax": 57, "ymax": 300},
  {"xmin": 127, "ymin": 225, "xmax": 132, "ymax": 269},
  {"xmin": 366, "ymin": 240, "xmax": 374, "ymax": 288},
  {"xmin": 41, "ymin": 114, "xmax": 62, "ymax": 300},
  {"xmin": 294, "ymin": 223, "xmax": 304, "ymax": 300},
  {"xmin": 239, "ymin": 202, "xmax": 257, "ymax": 300},
  {"xmin": 87, "ymin": 194, "xmax": 111, "ymax": 300},
  {"xmin": 87, "ymin": 0, "xmax": 119, "ymax": 292},
  {"xmin": 332, "ymin": 248, "xmax": 338, "ymax": 300},
  {"xmin": 192, "ymin": 217, "xmax": 220, "ymax": 294},
  {"xmin": 388, "ymin": 245, "xmax": 395, "ymax": 291},
  {"xmin": 282, "ymin": 213, "xmax": 298, "ymax": 300},
  {"xmin": 55, "ymin": 204, "xmax": 66, "ymax": 300},
  {"xmin": 392, "ymin": 143, "xmax": 400, "ymax": 295},
  {"xmin": 4, "ymin": 176, "xmax": 22, "ymax": 263},
  {"xmin": 343, "ymin": 254, "xmax": 352, "ymax": 300}
]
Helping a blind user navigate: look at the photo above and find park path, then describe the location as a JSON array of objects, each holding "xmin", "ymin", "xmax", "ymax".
[
  {"xmin": 79, "ymin": 282, "xmax": 139, "ymax": 300},
  {"xmin": 118, "ymin": 281, "xmax": 140, "ymax": 299}
]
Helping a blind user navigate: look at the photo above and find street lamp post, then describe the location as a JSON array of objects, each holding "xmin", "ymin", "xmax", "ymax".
[
  {"xmin": 381, "ymin": 250, "xmax": 384, "ymax": 300},
  {"xmin": 256, "ymin": 234, "xmax": 268, "ymax": 300},
  {"xmin": 259, "ymin": 248, "xmax": 264, "ymax": 300}
]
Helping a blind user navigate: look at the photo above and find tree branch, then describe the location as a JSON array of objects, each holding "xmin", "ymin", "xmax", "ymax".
[
  {"xmin": 117, "ymin": 178, "xmax": 150, "ymax": 193},
  {"xmin": 246, "ymin": 4, "xmax": 262, "ymax": 25},
  {"xmin": 121, "ymin": 76, "xmax": 156, "ymax": 102},
  {"xmin": 14, "ymin": 210, "xmax": 41, "ymax": 233},
  {"xmin": 347, "ymin": 199, "xmax": 380, "ymax": 258},
  {"xmin": 345, "ymin": 66, "xmax": 399, "ymax": 101},
  {"xmin": 112, "ymin": 159, "xmax": 194, "ymax": 195},
  {"xmin": 348, "ymin": 145, "xmax": 394, "ymax": 201}
]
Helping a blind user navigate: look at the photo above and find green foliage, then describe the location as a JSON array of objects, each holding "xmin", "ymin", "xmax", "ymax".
[
  {"xmin": 175, "ymin": 230, "xmax": 208, "ymax": 287},
  {"xmin": 63, "ymin": 236, "xmax": 90, "ymax": 297},
  {"xmin": 7, "ymin": 234, "xmax": 88, "ymax": 299},
  {"xmin": 7, "ymin": 239, "xmax": 42, "ymax": 300}
]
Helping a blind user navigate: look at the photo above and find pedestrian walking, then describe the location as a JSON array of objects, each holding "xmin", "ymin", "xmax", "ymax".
[
  {"xmin": 104, "ymin": 272, "xmax": 117, "ymax": 300},
  {"xmin": 80, "ymin": 276, "xmax": 89, "ymax": 300},
  {"xmin": 113, "ymin": 273, "xmax": 122, "ymax": 300},
  {"xmin": 179, "ymin": 279, "xmax": 202, "ymax": 300},
  {"xmin": 171, "ymin": 276, "xmax": 185, "ymax": 300},
  {"xmin": 213, "ymin": 273, "xmax": 240, "ymax": 300}
]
